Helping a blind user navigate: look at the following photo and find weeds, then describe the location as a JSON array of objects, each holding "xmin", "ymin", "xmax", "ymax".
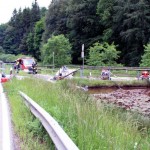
[{"xmin": 4, "ymin": 78, "xmax": 150, "ymax": 149}]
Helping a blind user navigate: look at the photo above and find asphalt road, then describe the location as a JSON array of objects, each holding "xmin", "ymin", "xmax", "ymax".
[
  {"xmin": 0, "ymin": 83, "xmax": 14, "ymax": 150},
  {"xmin": 0, "ymin": 96, "xmax": 2, "ymax": 150}
]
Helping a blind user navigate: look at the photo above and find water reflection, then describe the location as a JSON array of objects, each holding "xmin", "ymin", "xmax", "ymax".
[{"xmin": 88, "ymin": 87, "xmax": 118, "ymax": 94}]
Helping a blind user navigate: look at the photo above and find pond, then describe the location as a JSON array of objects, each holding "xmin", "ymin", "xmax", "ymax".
[
  {"xmin": 88, "ymin": 86, "xmax": 149, "ymax": 94},
  {"xmin": 88, "ymin": 86, "xmax": 150, "ymax": 117}
]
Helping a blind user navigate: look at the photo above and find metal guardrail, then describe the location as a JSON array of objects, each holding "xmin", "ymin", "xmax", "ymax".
[
  {"xmin": 19, "ymin": 91, "xmax": 79, "ymax": 150},
  {"xmin": 68, "ymin": 65, "xmax": 150, "ymax": 71},
  {"xmin": 38, "ymin": 65, "xmax": 150, "ymax": 71}
]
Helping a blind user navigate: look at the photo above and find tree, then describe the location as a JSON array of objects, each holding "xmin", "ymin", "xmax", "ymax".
[
  {"xmin": 41, "ymin": 34, "xmax": 72, "ymax": 66},
  {"xmin": 0, "ymin": 46, "xmax": 4, "ymax": 54},
  {"xmin": 112, "ymin": 0, "xmax": 150, "ymax": 66},
  {"xmin": 33, "ymin": 18, "xmax": 45, "ymax": 60},
  {"xmin": 42, "ymin": 0, "xmax": 69, "ymax": 42},
  {"xmin": 97, "ymin": 0, "xmax": 115, "ymax": 41},
  {"xmin": 30, "ymin": 0, "xmax": 41, "ymax": 29},
  {"xmin": 0, "ymin": 24, "xmax": 8, "ymax": 51},
  {"xmin": 3, "ymin": 25, "xmax": 16, "ymax": 54},
  {"xmin": 40, "ymin": 7, "xmax": 47, "ymax": 17},
  {"xmin": 67, "ymin": 0, "xmax": 103, "ymax": 64},
  {"xmin": 86, "ymin": 42, "xmax": 120, "ymax": 66},
  {"xmin": 140, "ymin": 44, "xmax": 150, "ymax": 67},
  {"xmin": 86, "ymin": 42, "xmax": 103, "ymax": 66}
]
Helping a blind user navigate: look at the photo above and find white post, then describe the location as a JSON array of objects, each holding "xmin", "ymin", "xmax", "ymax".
[
  {"xmin": 53, "ymin": 52, "xmax": 54, "ymax": 71},
  {"xmin": 81, "ymin": 44, "xmax": 84, "ymax": 77}
]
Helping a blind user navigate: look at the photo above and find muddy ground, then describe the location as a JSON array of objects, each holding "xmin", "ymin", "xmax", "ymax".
[{"xmin": 92, "ymin": 87, "xmax": 150, "ymax": 117}]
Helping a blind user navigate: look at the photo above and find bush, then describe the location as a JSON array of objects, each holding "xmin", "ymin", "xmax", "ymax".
[{"xmin": 86, "ymin": 42, "xmax": 120, "ymax": 66}]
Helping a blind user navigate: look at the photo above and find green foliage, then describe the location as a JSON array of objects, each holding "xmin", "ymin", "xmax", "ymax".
[
  {"xmin": 0, "ymin": 54, "xmax": 16, "ymax": 62},
  {"xmin": 0, "ymin": 0, "xmax": 150, "ymax": 66},
  {"xmin": 86, "ymin": 42, "xmax": 120, "ymax": 66},
  {"xmin": 112, "ymin": 0, "xmax": 150, "ymax": 66},
  {"xmin": 4, "ymin": 78, "xmax": 150, "ymax": 149},
  {"xmin": 86, "ymin": 42, "xmax": 103, "ymax": 66},
  {"xmin": 97, "ymin": 0, "xmax": 114, "ymax": 24},
  {"xmin": 3, "ymin": 25, "xmax": 17, "ymax": 54},
  {"xmin": 140, "ymin": 44, "xmax": 150, "ymax": 67},
  {"xmin": 97, "ymin": 0, "xmax": 115, "ymax": 41},
  {"xmin": 42, "ymin": 0, "xmax": 69, "ymax": 42},
  {"xmin": 0, "ymin": 46, "xmax": 4, "ymax": 53},
  {"xmin": 4, "ymin": 79, "xmax": 52, "ymax": 149},
  {"xmin": 0, "ymin": 53, "xmax": 32, "ymax": 62},
  {"xmin": 0, "ymin": 24, "xmax": 8, "ymax": 50},
  {"xmin": 26, "ymin": 32, "xmax": 34, "ymax": 55},
  {"xmin": 66, "ymin": 0, "xmax": 103, "ymax": 64},
  {"xmin": 30, "ymin": 0, "xmax": 40, "ymax": 29},
  {"xmin": 33, "ymin": 18, "xmax": 45, "ymax": 60},
  {"xmin": 1, "ymin": 1, "xmax": 42, "ymax": 56},
  {"xmin": 41, "ymin": 34, "xmax": 72, "ymax": 66}
]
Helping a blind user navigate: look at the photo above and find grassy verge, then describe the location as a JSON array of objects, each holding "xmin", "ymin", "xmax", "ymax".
[
  {"xmin": 4, "ymin": 79, "xmax": 53, "ymax": 150},
  {"xmin": 4, "ymin": 78, "xmax": 150, "ymax": 149},
  {"xmin": 71, "ymin": 78, "xmax": 150, "ymax": 87}
]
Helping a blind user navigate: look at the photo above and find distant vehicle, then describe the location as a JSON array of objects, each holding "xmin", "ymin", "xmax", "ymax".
[
  {"xmin": 28, "ymin": 62, "xmax": 38, "ymax": 74},
  {"xmin": 1, "ymin": 76, "xmax": 9, "ymax": 83},
  {"xmin": 15, "ymin": 57, "xmax": 36, "ymax": 72},
  {"xmin": 101, "ymin": 69, "xmax": 111, "ymax": 80},
  {"xmin": 140, "ymin": 71, "xmax": 149, "ymax": 80}
]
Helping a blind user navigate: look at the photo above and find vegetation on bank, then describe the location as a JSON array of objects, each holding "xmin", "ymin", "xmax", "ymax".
[
  {"xmin": 71, "ymin": 78, "xmax": 150, "ymax": 87},
  {"xmin": 4, "ymin": 78, "xmax": 150, "ymax": 149}
]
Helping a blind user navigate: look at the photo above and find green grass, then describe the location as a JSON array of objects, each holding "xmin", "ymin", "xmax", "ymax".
[
  {"xmin": 4, "ymin": 78, "xmax": 150, "ymax": 149},
  {"xmin": 71, "ymin": 77, "xmax": 150, "ymax": 87},
  {"xmin": 37, "ymin": 67, "xmax": 55, "ymax": 75},
  {"xmin": 4, "ymin": 79, "xmax": 54, "ymax": 150}
]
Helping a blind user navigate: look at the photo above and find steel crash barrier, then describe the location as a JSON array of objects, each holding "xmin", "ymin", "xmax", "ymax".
[
  {"xmin": 19, "ymin": 91, "xmax": 79, "ymax": 150},
  {"xmin": 37, "ymin": 65, "xmax": 150, "ymax": 71}
]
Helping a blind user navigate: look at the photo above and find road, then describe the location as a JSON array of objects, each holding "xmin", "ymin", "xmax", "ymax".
[{"xmin": 0, "ymin": 83, "xmax": 14, "ymax": 150}]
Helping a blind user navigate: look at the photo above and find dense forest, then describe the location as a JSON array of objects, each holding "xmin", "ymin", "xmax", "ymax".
[{"xmin": 0, "ymin": 0, "xmax": 150, "ymax": 66}]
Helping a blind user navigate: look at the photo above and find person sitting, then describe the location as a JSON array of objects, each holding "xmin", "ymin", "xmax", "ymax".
[
  {"xmin": 31, "ymin": 62, "xmax": 37, "ymax": 74},
  {"xmin": 1, "ymin": 72, "xmax": 6, "ymax": 77}
]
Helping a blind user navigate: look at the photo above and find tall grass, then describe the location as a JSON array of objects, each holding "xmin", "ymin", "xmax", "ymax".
[
  {"xmin": 4, "ymin": 78, "xmax": 150, "ymax": 149},
  {"xmin": 71, "ymin": 78, "xmax": 149, "ymax": 87}
]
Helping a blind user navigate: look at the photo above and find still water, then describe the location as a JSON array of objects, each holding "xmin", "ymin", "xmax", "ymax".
[{"xmin": 88, "ymin": 86, "xmax": 149, "ymax": 94}]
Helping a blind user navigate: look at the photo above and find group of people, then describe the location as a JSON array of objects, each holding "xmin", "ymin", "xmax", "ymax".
[{"xmin": 13, "ymin": 60, "xmax": 37, "ymax": 74}]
